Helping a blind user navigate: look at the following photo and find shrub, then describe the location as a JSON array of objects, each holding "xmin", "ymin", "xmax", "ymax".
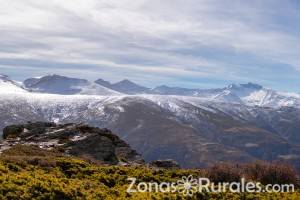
[
  {"xmin": 243, "ymin": 161, "xmax": 299, "ymax": 185},
  {"xmin": 205, "ymin": 163, "xmax": 241, "ymax": 183},
  {"xmin": 2, "ymin": 125, "xmax": 23, "ymax": 139},
  {"xmin": 0, "ymin": 145, "xmax": 299, "ymax": 199}
]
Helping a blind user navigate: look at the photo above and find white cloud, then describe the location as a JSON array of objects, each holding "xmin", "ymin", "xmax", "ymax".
[{"xmin": 0, "ymin": 0, "xmax": 300, "ymax": 89}]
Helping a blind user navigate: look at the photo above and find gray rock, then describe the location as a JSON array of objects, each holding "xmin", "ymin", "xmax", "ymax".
[
  {"xmin": 150, "ymin": 159, "xmax": 180, "ymax": 169},
  {"xmin": 0, "ymin": 122, "xmax": 144, "ymax": 165}
]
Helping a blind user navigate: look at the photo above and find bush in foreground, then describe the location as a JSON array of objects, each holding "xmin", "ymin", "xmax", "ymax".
[{"xmin": 0, "ymin": 145, "xmax": 299, "ymax": 199}]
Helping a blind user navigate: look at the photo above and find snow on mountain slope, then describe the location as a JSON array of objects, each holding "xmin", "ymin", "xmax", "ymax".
[
  {"xmin": 73, "ymin": 82, "xmax": 122, "ymax": 96},
  {"xmin": 0, "ymin": 75, "xmax": 28, "ymax": 93},
  {"xmin": 1, "ymin": 88, "xmax": 300, "ymax": 168},
  {"xmin": 212, "ymin": 90, "xmax": 243, "ymax": 104},
  {"xmin": 0, "ymin": 91, "xmax": 125, "ymax": 127},
  {"xmin": 24, "ymin": 75, "xmax": 122, "ymax": 96},
  {"xmin": 145, "ymin": 82, "xmax": 300, "ymax": 108},
  {"xmin": 20, "ymin": 74, "xmax": 300, "ymax": 107},
  {"xmin": 2, "ymin": 72, "xmax": 300, "ymax": 109},
  {"xmin": 206, "ymin": 83, "xmax": 300, "ymax": 108},
  {"xmin": 240, "ymin": 88, "xmax": 300, "ymax": 108}
]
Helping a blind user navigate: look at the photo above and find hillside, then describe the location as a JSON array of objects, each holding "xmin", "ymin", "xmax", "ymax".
[
  {"xmin": 0, "ymin": 145, "xmax": 299, "ymax": 199},
  {"xmin": 1, "ymin": 93, "xmax": 300, "ymax": 170}
]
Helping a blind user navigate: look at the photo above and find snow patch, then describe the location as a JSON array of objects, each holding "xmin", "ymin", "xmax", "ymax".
[{"xmin": 70, "ymin": 135, "xmax": 88, "ymax": 141}]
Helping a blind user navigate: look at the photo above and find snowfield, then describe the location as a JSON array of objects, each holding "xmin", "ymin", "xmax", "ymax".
[{"xmin": 0, "ymin": 77, "xmax": 28, "ymax": 94}]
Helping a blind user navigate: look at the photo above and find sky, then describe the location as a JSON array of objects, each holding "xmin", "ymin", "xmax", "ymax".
[{"xmin": 0, "ymin": 0, "xmax": 300, "ymax": 91}]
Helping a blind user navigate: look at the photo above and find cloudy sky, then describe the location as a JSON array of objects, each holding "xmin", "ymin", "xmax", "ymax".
[{"xmin": 0, "ymin": 0, "xmax": 300, "ymax": 91}]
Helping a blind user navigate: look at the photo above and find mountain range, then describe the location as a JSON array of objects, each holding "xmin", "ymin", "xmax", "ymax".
[
  {"xmin": 1, "ymin": 74, "xmax": 300, "ymax": 169},
  {"xmin": 17, "ymin": 74, "xmax": 300, "ymax": 108}
]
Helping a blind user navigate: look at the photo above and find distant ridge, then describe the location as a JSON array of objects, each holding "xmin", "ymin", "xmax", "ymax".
[
  {"xmin": 23, "ymin": 74, "xmax": 121, "ymax": 95},
  {"xmin": 95, "ymin": 78, "xmax": 149, "ymax": 94},
  {"xmin": 17, "ymin": 74, "xmax": 300, "ymax": 107}
]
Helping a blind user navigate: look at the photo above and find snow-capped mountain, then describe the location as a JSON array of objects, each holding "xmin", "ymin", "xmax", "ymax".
[
  {"xmin": 22, "ymin": 74, "xmax": 300, "ymax": 108},
  {"xmin": 24, "ymin": 74, "xmax": 121, "ymax": 96},
  {"xmin": 1, "ymin": 74, "xmax": 300, "ymax": 169},
  {"xmin": 147, "ymin": 82, "xmax": 300, "ymax": 108},
  {"xmin": 0, "ymin": 74, "xmax": 28, "ymax": 93},
  {"xmin": 1, "ymin": 91, "xmax": 300, "ymax": 168},
  {"xmin": 211, "ymin": 83, "xmax": 300, "ymax": 108}
]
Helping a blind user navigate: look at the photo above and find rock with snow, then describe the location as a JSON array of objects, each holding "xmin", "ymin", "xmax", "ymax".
[{"xmin": 1, "ymin": 122, "xmax": 144, "ymax": 165}]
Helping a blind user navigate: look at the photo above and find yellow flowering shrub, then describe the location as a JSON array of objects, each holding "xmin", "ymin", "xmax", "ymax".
[{"xmin": 0, "ymin": 145, "xmax": 299, "ymax": 199}]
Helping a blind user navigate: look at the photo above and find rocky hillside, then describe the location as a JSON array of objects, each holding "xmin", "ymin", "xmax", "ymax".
[
  {"xmin": 0, "ymin": 122, "xmax": 144, "ymax": 165},
  {"xmin": 1, "ymin": 94, "xmax": 300, "ymax": 169}
]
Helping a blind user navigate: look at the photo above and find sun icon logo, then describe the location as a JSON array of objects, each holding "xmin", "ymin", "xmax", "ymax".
[{"xmin": 177, "ymin": 175, "xmax": 198, "ymax": 196}]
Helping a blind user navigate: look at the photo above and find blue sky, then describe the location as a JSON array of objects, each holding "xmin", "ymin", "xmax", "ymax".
[{"xmin": 0, "ymin": 0, "xmax": 300, "ymax": 91}]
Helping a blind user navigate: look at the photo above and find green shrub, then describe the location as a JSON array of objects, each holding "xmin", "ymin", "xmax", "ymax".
[{"xmin": 0, "ymin": 145, "xmax": 299, "ymax": 199}]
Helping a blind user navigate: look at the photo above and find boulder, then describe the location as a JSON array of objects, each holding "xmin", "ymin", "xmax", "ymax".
[{"xmin": 150, "ymin": 159, "xmax": 180, "ymax": 169}]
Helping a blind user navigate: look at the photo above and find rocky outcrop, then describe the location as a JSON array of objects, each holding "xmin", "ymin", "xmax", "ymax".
[
  {"xmin": 3, "ymin": 122, "xmax": 55, "ymax": 139},
  {"xmin": 0, "ymin": 122, "xmax": 144, "ymax": 165},
  {"xmin": 150, "ymin": 159, "xmax": 180, "ymax": 169}
]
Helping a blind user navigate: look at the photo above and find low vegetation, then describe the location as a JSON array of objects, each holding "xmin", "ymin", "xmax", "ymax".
[{"xmin": 0, "ymin": 145, "xmax": 299, "ymax": 199}]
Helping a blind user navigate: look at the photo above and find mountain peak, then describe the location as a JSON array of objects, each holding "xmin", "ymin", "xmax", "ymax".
[
  {"xmin": 95, "ymin": 78, "xmax": 149, "ymax": 94},
  {"xmin": 227, "ymin": 82, "xmax": 263, "ymax": 90},
  {"xmin": 241, "ymin": 82, "xmax": 263, "ymax": 89},
  {"xmin": 109, "ymin": 79, "xmax": 149, "ymax": 94},
  {"xmin": 116, "ymin": 79, "xmax": 136, "ymax": 85},
  {"xmin": 40, "ymin": 74, "xmax": 81, "ymax": 81},
  {"xmin": 94, "ymin": 78, "xmax": 112, "ymax": 88},
  {"xmin": 23, "ymin": 74, "xmax": 121, "ymax": 95},
  {"xmin": 24, "ymin": 74, "xmax": 88, "ymax": 91},
  {"xmin": 155, "ymin": 85, "xmax": 171, "ymax": 89}
]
